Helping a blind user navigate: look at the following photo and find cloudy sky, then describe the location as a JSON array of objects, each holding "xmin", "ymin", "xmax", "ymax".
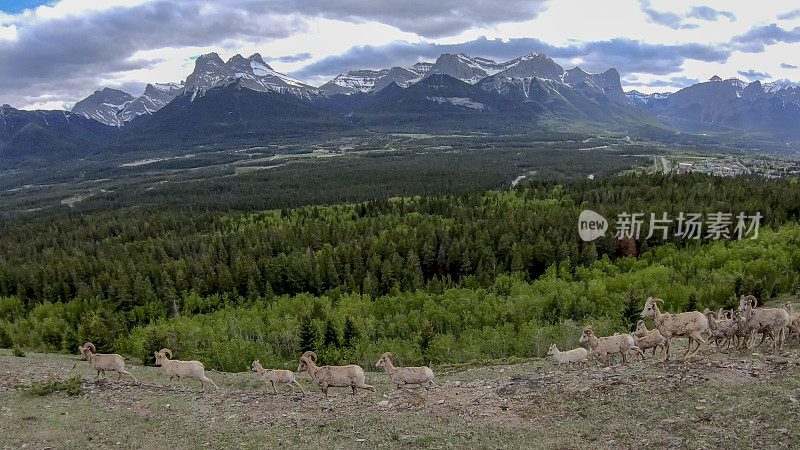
[{"xmin": 1, "ymin": 0, "xmax": 799, "ymax": 110}]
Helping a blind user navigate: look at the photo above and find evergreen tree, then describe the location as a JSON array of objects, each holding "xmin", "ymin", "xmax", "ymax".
[
  {"xmin": 621, "ymin": 293, "xmax": 640, "ymax": 332},
  {"xmin": 323, "ymin": 319, "xmax": 340, "ymax": 347},
  {"xmin": 419, "ymin": 319, "xmax": 435, "ymax": 355},
  {"xmin": 246, "ymin": 276, "xmax": 259, "ymax": 301},
  {"xmin": 298, "ymin": 316, "xmax": 318, "ymax": 352},
  {"xmin": 342, "ymin": 316, "xmax": 359, "ymax": 347}
]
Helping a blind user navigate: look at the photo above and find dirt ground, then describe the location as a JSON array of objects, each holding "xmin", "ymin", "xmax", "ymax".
[{"xmin": 2, "ymin": 343, "xmax": 800, "ymax": 449}]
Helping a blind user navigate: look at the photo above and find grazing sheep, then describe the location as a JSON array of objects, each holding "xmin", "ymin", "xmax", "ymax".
[
  {"xmin": 297, "ymin": 351, "xmax": 374, "ymax": 397},
  {"xmin": 251, "ymin": 360, "xmax": 305, "ymax": 394},
  {"xmin": 154, "ymin": 348, "xmax": 218, "ymax": 392},
  {"xmin": 632, "ymin": 320, "xmax": 666, "ymax": 357},
  {"xmin": 737, "ymin": 295, "xmax": 790, "ymax": 351},
  {"xmin": 546, "ymin": 344, "xmax": 589, "ymax": 367},
  {"xmin": 78, "ymin": 342, "xmax": 136, "ymax": 382},
  {"xmin": 579, "ymin": 326, "xmax": 643, "ymax": 365},
  {"xmin": 640, "ymin": 297, "xmax": 708, "ymax": 361},
  {"xmin": 375, "ymin": 352, "xmax": 435, "ymax": 388}
]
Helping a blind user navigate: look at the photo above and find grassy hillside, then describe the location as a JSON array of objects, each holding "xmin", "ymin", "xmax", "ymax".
[{"xmin": 2, "ymin": 346, "xmax": 800, "ymax": 448}]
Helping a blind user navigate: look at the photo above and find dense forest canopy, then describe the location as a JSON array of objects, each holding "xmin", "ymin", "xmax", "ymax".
[{"xmin": 1, "ymin": 173, "xmax": 799, "ymax": 370}]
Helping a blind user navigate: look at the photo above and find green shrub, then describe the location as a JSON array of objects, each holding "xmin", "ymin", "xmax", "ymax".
[
  {"xmin": 21, "ymin": 376, "xmax": 82, "ymax": 397},
  {"xmin": 12, "ymin": 345, "xmax": 25, "ymax": 357},
  {"xmin": 140, "ymin": 327, "xmax": 173, "ymax": 366},
  {"xmin": 0, "ymin": 296, "xmax": 25, "ymax": 322},
  {"xmin": 0, "ymin": 322, "xmax": 12, "ymax": 348}
]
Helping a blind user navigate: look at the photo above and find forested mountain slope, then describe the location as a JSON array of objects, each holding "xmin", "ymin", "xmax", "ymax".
[{"xmin": 1, "ymin": 174, "xmax": 799, "ymax": 370}]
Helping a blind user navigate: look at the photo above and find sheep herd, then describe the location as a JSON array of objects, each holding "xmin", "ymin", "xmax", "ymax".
[
  {"xmin": 552, "ymin": 295, "xmax": 800, "ymax": 367},
  {"xmin": 77, "ymin": 344, "xmax": 435, "ymax": 396},
  {"xmin": 75, "ymin": 295, "xmax": 800, "ymax": 396}
]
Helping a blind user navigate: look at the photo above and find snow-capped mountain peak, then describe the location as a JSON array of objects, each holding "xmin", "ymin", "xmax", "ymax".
[
  {"xmin": 71, "ymin": 88, "xmax": 135, "ymax": 127},
  {"xmin": 185, "ymin": 52, "xmax": 316, "ymax": 98},
  {"xmin": 118, "ymin": 82, "xmax": 185, "ymax": 122}
]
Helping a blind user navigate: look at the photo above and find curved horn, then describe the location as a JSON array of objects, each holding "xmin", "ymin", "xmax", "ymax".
[
  {"xmin": 381, "ymin": 352, "xmax": 393, "ymax": 360},
  {"xmin": 85, "ymin": 342, "xmax": 96, "ymax": 352},
  {"xmin": 739, "ymin": 295, "xmax": 755, "ymax": 307},
  {"xmin": 636, "ymin": 320, "xmax": 646, "ymax": 326},
  {"xmin": 159, "ymin": 348, "xmax": 172, "ymax": 359},
  {"xmin": 301, "ymin": 351, "xmax": 317, "ymax": 362},
  {"xmin": 654, "ymin": 298, "xmax": 664, "ymax": 303}
]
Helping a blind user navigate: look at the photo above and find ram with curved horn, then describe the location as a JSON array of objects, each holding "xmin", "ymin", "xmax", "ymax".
[
  {"xmin": 297, "ymin": 351, "xmax": 374, "ymax": 397},
  {"xmin": 77, "ymin": 342, "xmax": 136, "ymax": 382},
  {"xmin": 154, "ymin": 348, "xmax": 218, "ymax": 392},
  {"xmin": 736, "ymin": 295, "xmax": 790, "ymax": 351},
  {"xmin": 640, "ymin": 297, "xmax": 708, "ymax": 361}
]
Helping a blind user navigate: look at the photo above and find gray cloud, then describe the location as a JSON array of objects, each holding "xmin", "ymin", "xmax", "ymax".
[
  {"xmin": 730, "ymin": 23, "xmax": 800, "ymax": 52},
  {"xmin": 265, "ymin": 52, "xmax": 313, "ymax": 63},
  {"xmin": 777, "ymin": 9, "xmax": 800, "ymax": 20},
  {"xmin": 297, "ymin": 0, "xmax": 550, "ymax": 38},
  {"xmin": 2, "ymin": 0, "xmax": 794, "ymax": 110},
  {"xmin": 687, "ymin": 6, "xmax": 735, "ymax": 22},
  {"xmin": 0, "ymin": 1, "xmax": 306, "ymax": 108},
  {"xmin": 637, "ymin": 0, "xmax": 698, "ymax": 29},
  {"xmin": 638, "ymin": 1, "xmax": 734, "ymax": 30},
  {"xmin": 782, "ymin": 62, "xmax": 798, "ymax": 69},
  {"xmin": 0, "ymin": 0, "xmax": 553, "ymax": 108},
  {"xmin": 737, "ymin": 69, "xmax": 771, "ymax": 81},
  {"xmin": 290, "ymin": 36, "xmax": 730, "ymax": 82},
  {"xmin": 623, "ymin": 75, "xmax": 700, "ymax": 88}
]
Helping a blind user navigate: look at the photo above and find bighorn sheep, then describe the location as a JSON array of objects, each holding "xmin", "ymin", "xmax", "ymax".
[
  {"xmin": 251, "ymin": 360, "xmax": 305, "ymax": 394},
  {"xmin": 784, "ymin": 302, "xmax": 800, "ymax": 342},
  {"xmin": 731, "ymin": 309, "xmax": 752, "ymax": 349},
  {"xmin": 154, "ymin": 348, "xmax": 218, "ymax": 392},
  {"xmin": 632, "ymin": 320, "xmax": 666, "ymax": 357},
  {"xmin": 546, "ymin": 344, "xmax": 589, "ymax": 367},
  {"xmin": 641, "ymin": 297, "xmax": 708, "ymax": 360},
  {"xmin": 297, "ymin": 351, "xmax": 374, "ymax": 397},
  {"xmin": 579, "ymin": 326, "xmax": 643, "ymax": 365},
  {"xmin": 737, "ymin": 295, "xmax": 790, "ymax": 350},
  {"xmin": 77, "ymin": 342, "xmax": 136, "ymax": 382},
  {"xmin": 703, "ymin": 309, "xmax": 738, "ymax": 350},
  {"xmin": 375, "ymin": 352, "xmax": 435, "ymax": 388}
]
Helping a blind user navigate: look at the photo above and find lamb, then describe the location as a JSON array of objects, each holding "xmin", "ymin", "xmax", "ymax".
[
  {"xmin": 251, "ymin": 360, "xmax": 305, "ymax": 394},
  {"xmin": 154, "ymin": 348, "xmax": 218, "ymax": 392},
  {"xmin": 703, "ymin": 309, "xmax": 738, "ymax": 350},
  {"xmin": 737, "ymin": 295, "xmax": 790, "ymax": 351},
  {"xmin": 546, "ymin": 344, "xmax": 589, "ymax": 367},
  {"xmin": 375, "ymin": 352, "xmax": 435, "ymax": 388},
  {"xmin": 77, "ymin": 342, "xmax": 136, "ymax": 382},
  {"xmin": 631, "ymin": 320, "xmax": 666, "ymax": 357},
  {"xmin": 579, "ymin": 326, "xmax": 643, "ymax": 365},
  {"xmin": 297, "ymin": 351, "xmax": 375, "ymax": 397},
  {"xmin": 640, "ymin": 297, "xmax": 708, "ymax": 361},
  {"xmin": 731, "ymin": 309, "xmax": 752, "ymax": 349}
]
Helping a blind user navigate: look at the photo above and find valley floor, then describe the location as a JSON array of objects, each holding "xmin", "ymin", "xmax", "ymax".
[{"xmin": 1, "ymin": 344, "xmax": 799, "ymax": 449}]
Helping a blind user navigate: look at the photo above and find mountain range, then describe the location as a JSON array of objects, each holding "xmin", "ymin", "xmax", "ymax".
[
  {"xmin": 627, "ymin": 76, "xmax": 800, "ymax": 136},
  {"xmin": 2, "ymin": 49, "xmax": 799, "ymax": 162},
  {"xmin": 70, "ymin": 51, "xmax": 637, "ymax": 128}
]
